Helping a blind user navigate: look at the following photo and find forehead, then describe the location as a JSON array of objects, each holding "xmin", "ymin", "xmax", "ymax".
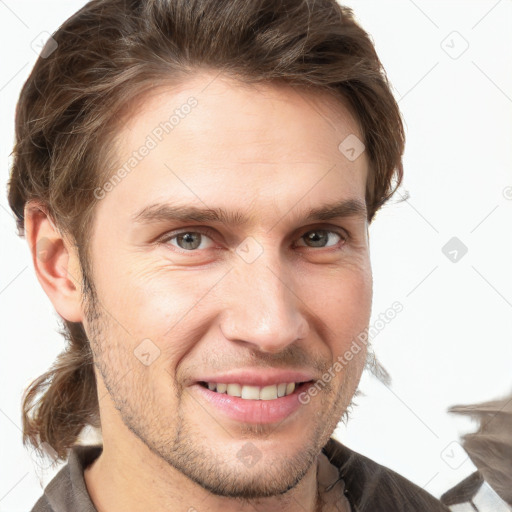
[
  {"xmin": 116, "ymin": 72, "xmax": 365, "ymax": 158},
  {"xmin": 95, "ymin": 72, "xmax": 369, "ymax": 228}
]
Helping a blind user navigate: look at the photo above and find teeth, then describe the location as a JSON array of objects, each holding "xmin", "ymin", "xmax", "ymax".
[
  {"xmin": 226, "ymin": 383, "xmax": 241, "ymax": 397},
  {"xmin": 204, "ymin": 381, "xmax": 299, "ymax": 400},
  {"xmin": 241, "ymin": 385, "xmax": 260, "ymax": 400},
  {"xmin": 260, "ymin": 385, "xmax": 278, "ymax": 400},
  {"xmin": 286, "ymin": 382, "xmax": 295, "ymax": 395}
]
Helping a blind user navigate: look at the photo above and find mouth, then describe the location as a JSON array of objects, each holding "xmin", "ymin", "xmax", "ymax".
[
  {"xmin": 192, "ymin": 379, "xmax": 314, "ymax": 424},
  {"xmin": 197, "ymin": 380, "xmax": 313, "ymax": 400}
]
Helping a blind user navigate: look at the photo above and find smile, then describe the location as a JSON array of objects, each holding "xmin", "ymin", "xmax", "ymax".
[
  {"xmin": 199, "ymin": 381, "xmax": 306, "ymax": 400},
  {"xmin": 193, "ymin": 381, "xmax": 314, "ymax": 424}
]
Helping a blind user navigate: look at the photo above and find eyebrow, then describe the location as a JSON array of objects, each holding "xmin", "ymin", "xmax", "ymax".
[{"xmin": 131, "ymin": 198, "xmax": 368, "ymax": 227}]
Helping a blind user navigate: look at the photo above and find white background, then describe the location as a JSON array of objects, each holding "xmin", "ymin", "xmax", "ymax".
[{"xmin": 1, "ymin": 1, "xmax": 511, "ymax": 510}]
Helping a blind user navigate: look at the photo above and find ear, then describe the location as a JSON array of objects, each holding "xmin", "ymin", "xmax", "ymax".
[{"xmin": 24, "ymin": 201, "xmax": 84, "ymax": 323}]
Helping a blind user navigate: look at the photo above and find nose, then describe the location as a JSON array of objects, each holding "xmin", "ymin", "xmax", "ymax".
[{"xmin": 218, "ymin": 254, "xmax": 310, "ymax": 354}]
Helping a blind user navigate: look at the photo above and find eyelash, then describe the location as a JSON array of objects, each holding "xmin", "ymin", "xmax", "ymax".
[{"xmin": 157, "ymin": 226, "xmax": 349, "ymax": 254}]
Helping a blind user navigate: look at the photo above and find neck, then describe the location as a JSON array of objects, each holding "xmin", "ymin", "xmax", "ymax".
[{"xmin": 84, "ymin": 433, "xmax": 324, "ymax": 512}]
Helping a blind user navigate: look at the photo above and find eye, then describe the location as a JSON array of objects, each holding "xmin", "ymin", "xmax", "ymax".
[
  {"xmin": 158, "ymin": 226, "xmax": 348, "ymax": 254},
  {"xmin": 160, "ymin": 229, "xmax": 216, "ymax": 251},
  {"xmin": 296, "ymin": 229, "xmax": 346, "ymax": 249}
]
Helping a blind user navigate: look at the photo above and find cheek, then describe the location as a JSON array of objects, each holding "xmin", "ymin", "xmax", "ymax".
[
  {"xmin": 100, "ymin": 261, "xmax": 226, "ymax": 352},
  {"xmin": 99, "ymin": 259, "xmax": 174, "ymax": 311},
  {"xmin": 300, "ymin": 261, "xmax": 372, "ymax": 351},
  {"xmin": 284, "ymin": 272, "xmax": 370, "ymax": 411}
]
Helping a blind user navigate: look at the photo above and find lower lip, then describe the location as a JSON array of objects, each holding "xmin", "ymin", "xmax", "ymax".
[{"xmin": 190, "ymin": 382, "xmax": 312, "ymax": 424}]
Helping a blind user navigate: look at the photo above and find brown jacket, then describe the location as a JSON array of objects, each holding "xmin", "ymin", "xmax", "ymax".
[{"xmin": 31, "ymin": 437, "xmax": 450, "ymax": 511}]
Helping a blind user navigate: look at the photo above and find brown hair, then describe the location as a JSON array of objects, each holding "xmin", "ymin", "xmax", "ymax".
[{"xmin": 7, "ymin": 0, "xmax": 405, "ymax": 461}]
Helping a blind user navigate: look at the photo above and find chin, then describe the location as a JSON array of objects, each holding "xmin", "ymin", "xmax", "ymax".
[
  {"xmin": 186, "ymin": 456, "xmax": 311, "ymax": 499},
  {"xmin": 151, "ymin": 424, "xmax": 321, "ymax": 500}
]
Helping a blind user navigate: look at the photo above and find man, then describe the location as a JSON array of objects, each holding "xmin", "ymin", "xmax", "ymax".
[{"xmin": 7, "ymin": 0, "xmax": 450, "ymax": 510}]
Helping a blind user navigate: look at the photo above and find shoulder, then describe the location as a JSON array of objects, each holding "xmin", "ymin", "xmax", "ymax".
[
  {"xmin": 322, "ymin": 437, "xmax": 451, "ymax": 512},
  {"xmin": 30, "ymin": 494, "xmax": 52, "ymax": 512},
  {"xmin": 30, "ymin": 444, "xmax": 102, "ymax": 512}
]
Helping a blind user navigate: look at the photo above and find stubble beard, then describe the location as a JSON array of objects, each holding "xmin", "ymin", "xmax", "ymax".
[{"xmin": 82, "ymin": 286, "xmax": 361, "ymax": 500}]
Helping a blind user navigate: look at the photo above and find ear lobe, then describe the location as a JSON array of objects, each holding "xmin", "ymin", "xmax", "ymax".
[{"xmin": 24, "ymin": 201, "xmax": 84, "ymax": 323}]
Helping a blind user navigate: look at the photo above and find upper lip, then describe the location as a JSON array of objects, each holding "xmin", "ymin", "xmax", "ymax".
[{"xmin": 193, "ymin": 369, "xmax": 316, "ymax": 387}]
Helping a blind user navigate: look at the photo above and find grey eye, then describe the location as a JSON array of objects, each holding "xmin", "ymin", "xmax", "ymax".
[
  {"xmin": 170, "ymin": 232, "xmax": 213, "ymax": 251},
  {"xmin": 300, "ymin": 230, "xmax": 342, "ymax": 248}
]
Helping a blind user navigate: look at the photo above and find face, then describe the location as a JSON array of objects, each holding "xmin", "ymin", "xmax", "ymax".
[{"xmin": 82, "ymin": 72, "xmax": 373, "ymax": 499}]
